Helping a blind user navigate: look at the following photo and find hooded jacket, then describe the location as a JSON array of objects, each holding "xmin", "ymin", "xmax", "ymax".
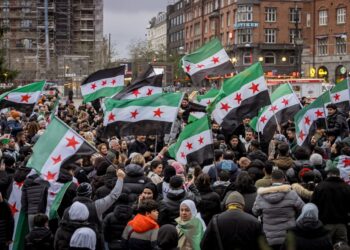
[
  {"xmin": 122, "ymin": 214, "xmax": 159, "ymax": 250},
  {"xmin": 156, "ymin": 224, "xmax": 179, "ymax": 250},
  {"xmin": 273, "ymin": 156, "xmax": 294, "ymax": 171},
  {"xmin": 252, "ymin": 184, "xmax": 304, "ymax": 245},
  {"xmin": 123, "ymin": 164, "xmax": 151, "ymax": 204},
  {"xmin": 25, "ymin": 226, "xmax": 53, "ymax": 250}
]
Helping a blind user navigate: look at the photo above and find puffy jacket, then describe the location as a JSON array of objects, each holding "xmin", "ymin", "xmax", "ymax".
[
  {"xmin": 0, "ymin": 200, "xmax": 14, "ymax": 244},
  {"xmin": 326, "ymin": 112, "xmax": 349, "ymax": 138},
  {"xmin": 6, "ymin": 118, "xmax": 23, "ymax": 137},
  {"xmin": 123, "ymin": 164, "xmax": 151, "ymax": 204},
  {"xmin": 252, "ymin": 184, "xmax": 304, "ymax": 245},
  {"xmin": 197, "ymin": 187, "xmax": 221, "ymax": 225},
  {"xmin": 25, "ymin": 226, "xmax": 53, "ymax": 250},
  {"xmin": 21, "ymin": 175, "xmax": 49, "ymax": 215},
  {"xmin": 103, "ymin": 204, "xmax": 133, "ymax": 250},
  {"xmin": 273, "ymin": 156, "xmax": 294, "ymax": 172}
]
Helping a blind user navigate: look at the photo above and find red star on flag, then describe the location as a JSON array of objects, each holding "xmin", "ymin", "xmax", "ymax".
[
  {"xmin": 66, "ymin": 136, "xmax": 80, "ymax": 150},
  {"xmin": 234, "ymin": 93, "xmax": 242, "ymax": 104},
  {"xmin": 45, "ymin": 171, "xmax": 57, "ymax": 181},
  {"xmin": 260, "ymin": 115, "xmax": 267, "ymax": 123},
  {"xmin": 198, "ymin": 136, "xmax": 204, "ymax": 144},
  {"xmin": 21, "ymin": 94, "xmax": 31, "ymax": 103},
  {"xmin": 270, "ymin": 105, "xmax": 278, "ymax": 112},
  {"xmin": 282, "ymin": 98, "xmax": 289, "ymax": 106},
  {"xmin": 249, "ymin": 83, "xmax": 259, "ymax": 94},
  {"xmin": 132, "ymin": 89, "xmax": 141, "ymax": 97},
  {"xmin": 180, "ymin": 152, "xmax": 186, "ymax": 158},
  {"xmin": 186, "ymin": 142, "xmax": 193, "ymax": 150},
  {"xmin": 108, "ymin": 113, "xmax": 116, "ymax": 122},
  {"xmin": 146, "ymin": 88, "xmax": 153, "ymax": 96},
  {"xmin": 315, "ymin": 109, "xmax": 324, "ymax": 118},
  {"xmin": 304, "ymin": 116, "xmax": 311, "ymax": 125},
  {"xmin": 220, "ymin": 102, "xmax": 231, "ymax": 112},
  {"xmin": 101, "ymin": 80, "xmax": 107, "ymax": 86},
  {"xmin": 15, "ymin": 181, "xmax": 24, "ymax": 188},
  {"xmin": 51, "ymin": 155, "xmax": 62, "ymax": 165},
  {"xmin": 185, "ymin": 65, "xmax": 191, "ymax": 73},
  {"xmin": 212, "ymin": 56, "xmax": 219, "ymax": 64},
  {"xmin": 333, "ymin": 93, "xmax": 340, "ymax": 101},
  {"xmin": 91, "ymin": 83, "xmax": 97, "ymax": 90},
  {"xmin": 206, "ymin": 100, "xmax": 211, "ymax": 105},
  {"xmin": 153, "ymin": 108, "xmax": 163, "ymax": 118},
  {"xmin": 197, "ymin": 64, "xmax": 205, "ymax": 68},
  {"xmin": 9, "ymin": 202, "xmax": 18, "ymax": 215},
  {"xmin": 111, "ymin": 79, "xmax": 116, "ymax": 85},
  {"xmin": 131, "ymin": 110, "xmax": 139, "ymax": 119},
  {"xmin": 298, "ymin": 130, "xmax": 305, "ymax": 141},
  {"xmin": 343, "ymin": 158, "xmax": 350, "ymax": 167},
  {"xmin": 5, "ymin": 95, "xmax": 8, "ymax": 100}
]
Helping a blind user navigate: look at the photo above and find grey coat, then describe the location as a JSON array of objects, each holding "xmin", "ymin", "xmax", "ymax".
[{"xmin": 252, "ymin": 184, "xmax": 304, "ymax": 246}]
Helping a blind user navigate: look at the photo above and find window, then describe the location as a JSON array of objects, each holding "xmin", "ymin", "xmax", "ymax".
[
  {"xmin": 237, "ymin": 5, "xmax": 253, "ymax": 22},
  {"xmin": 265, "ymin": 8, "xmax": 276, "ymax": 22},
  {"xmin": 23, "ymin": 38, "xmax": 32, "ymax": 49},
  {"xmin": 220, "ymin": 14, "xmax": 224, "ymax": 28},
  {"xmin": 264, "ymin": 52, "xmax": 276, "ymax": 64},
  {"xmin": 226, "ymin": 12, "xmax": 231, "ymax": 27},
  {"xmin": 2, "ymin": 19, "xmax": 9, "ymax": 28},
  {"xmin": 289, "ymin": 56, "xmax": 295, "ymax": 65},
  {"xmin": 319, "ymin": 10, "xmax": 328, "ymax": 26},
  {"xmin": 264, "ymin": 29, "xmax": 276, "ymax": 43},
  {"xmin": 204, "ymin": 20, "xmax": 208, "ymax": 34},
  {"xmin": 337, "ymin": 8, "xmax": 346, "ymax": 24},
  {"xmin": 289, "ymin": 29, "xmax": 301, "ymax": 43},
  {"xmin": 194, "ymin": 23, "xmax": 201, "ymax": 36},
  {"xmin": 335, "ymin": 36, "xmax": 346, "ymax": 55},
  {"xmin": 237, "ymin": 29, "xmax": 252, "ymax": 44},
  {"xmin": 226, "ymin": 32, "xmax": 230, "ymax": 45},
  {"xmin": 306, "ymin": 13, "xmax": 311, "ymax": 27},
  {"xmin": 21, "ymin": 20, "xmax": 32, "ymax": 28},
  {"xmin": 289, "ymin": 8, "xmax": 301, "ymax": 23},
  {"xmin": 317, "ymin": 38, "xmax": 328, "ymax": 56},
  {"xmin": 221, "ymin": 0, "xmax": 225, "ymax": 7},
  {"xmin": 243, "ymin": 52, "xmax": 252, "ymax": 65},
  {"xmin": 210, "ymin": 19, "xmax": 216, "ymax": 32}
]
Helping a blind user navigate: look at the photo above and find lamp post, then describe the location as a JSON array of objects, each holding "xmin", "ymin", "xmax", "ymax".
[{"xmin": 295, "ymin": 37, "xmax": 303, "ymax": 77}]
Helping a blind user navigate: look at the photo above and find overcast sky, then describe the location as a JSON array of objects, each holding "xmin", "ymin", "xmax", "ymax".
[{"xmin": 103, "ymin": 0, "xmax": 169, "ymax": 59}]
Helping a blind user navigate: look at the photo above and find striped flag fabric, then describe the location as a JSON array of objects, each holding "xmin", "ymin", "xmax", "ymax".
[
  {"xmin": 327, "ymin": 155, "xmax": 350, "ymax": 183},
  {"xmin": 168, "ymin": 115, "xmax": 214, "ymax": 165},
  {"xmin": 0, "ymin": 80, "xmax": 45, "ymax": 114},
  {"xmin": 81, "ymin": 66, "xmax": 125, "ymax": 103},
  {"xmin": 181, "ymin": 38, "xmax": 233, "ymax": 85},
  {"xmin": 27, "ymin": 116, "xmax": 97, "ymax": 182},
  {"xmin": 295, "ymin": 91, "xmax": 330, "ymax": 148},
  {"xmin": 103, "ymin": 93, "xmax": 183, "ymax": 137},
  {"xmin": 207, "ymin": 62, "xmax": 270, "ymax": 134},
  {"xmin": 250, "ymin": 84, "xmax": 301, "ymax": 141},
  {"xmin": 196, "ymin": 88, "xmax": 219, "ymax": 107},
  {"xmin": 330, "ymin": 79, "xmax": 350, "ymax": 113}
]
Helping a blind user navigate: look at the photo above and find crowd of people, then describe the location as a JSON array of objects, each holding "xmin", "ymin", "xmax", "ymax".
[{"xmin": 1, "ymin": 92, "xmax": 350, "ymax": 250}]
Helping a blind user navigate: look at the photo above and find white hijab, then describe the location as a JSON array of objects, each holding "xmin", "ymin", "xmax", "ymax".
[
  {"xmin": 70, "ymin": 227, "xmax": 96, "ymax": 250},
  {"xmin": 180, "ymin": 199, "xmax": 206, "ymax": 231}
]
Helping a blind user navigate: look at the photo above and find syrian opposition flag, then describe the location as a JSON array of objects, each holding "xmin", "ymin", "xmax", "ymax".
[
  {"xmin": 81, "ymin": 66, "xmax": 125, "ymax": 103},
  {"xmin": 112, "ymin": 73, "xmax": 163, "ymax": 100},
  {"xmin": 181, "ymin": 38, "xmax": 233, "ymax": 85},
  {"xmin": 250, "ymin": 84, "xmax": 301, "ymax": 141},
  {"xmin": 103, "ymin": 93, "xmax": 183, "ymax": 137},
  {"xmin": 330, "ymin": 79, "xmax": 350, "ymax": 113},
  {"xmin": 0, "ymin": 80, "xmax": 45, "ymax": 114},
  {"xmin": 208, "ymin": 62, "xmax": 270, "ymax": 133},
  {"xmin": 295, "ymin": 91, "xmax": 330, "ymax": 148},
  {"xmin": 168, "ymin": 116, "xmax": 213, "ymax": 165},
  {"xmin": 188, "ymin": 111, "xmax": 206, "ymax": 123},
  {"xmin": 27, "ymin": 116, "xmax": 97, "ymax": 182},
  {"xmin": 327, "ymin": 155, "xmax": 350, "ymax": 183},
  {"xmin": 196, "ymin": 88, "xmax": 219, "ymax": 107}
]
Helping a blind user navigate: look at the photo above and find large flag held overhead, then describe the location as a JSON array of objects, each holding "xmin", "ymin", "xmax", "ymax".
[
  {"xmin": 330, "ymin": 79, "xmax": 350, "ymax": 113},
  {"xmin": 103, "ymin": 93, "xmax": 183, "ymax": 137},
  {"xmin": 195, "ymin": 88, "xmax": 219, "ymax": 107},
  {"xmin": 0, "ymin": 80, "xmax": 45, "ymax": 114},
  {"xmin": 208, "ymin": 62, "xmax": 270, "ymax": 134},
  {"xmin": 181, "ymin": 38, "xmax": 233, "ymax": 85},
  {"xmin": 250, "ymin": 84, "xmax": 301, "ymax": 141},
  {"xmin": 295, "ymin": 91, "xmax": 330, "ymax": 148},
  {"xmin": 27, "ymin": 116, "xmax": 97, "ymax": 182},
  {"xmin": 327, "ymin": 155, "xmax": 350, "ymax": 183},
  {"xmin": 168, "ymin": 116, "xmax": 214, "ymax": 165},
  {"xmin": 81, "ymin": 66, "xmax": 125, "ymax": 103}
]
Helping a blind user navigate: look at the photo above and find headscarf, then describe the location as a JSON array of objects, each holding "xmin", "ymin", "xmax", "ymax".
[
  {"xmin": 69, "ymin": 201, "xmax": 89, "ymax": 221},
  {"xmin": 157, "ymin": 224, "xmax": 179, "ymax": 249},
  {"xmin": 296, "ymin": 203, "xmax": 321, "ymax": 229},
  {"xmin": 69, "ymin": 227, "xmax": 96, "ymax": 250}
]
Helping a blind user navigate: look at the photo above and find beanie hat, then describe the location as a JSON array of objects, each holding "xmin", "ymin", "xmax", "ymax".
[
  {"xmin": 106, "ymin": 165, "xmax": 117, "ymax": 174},
  {"xmin": 69, "ymin": 201, "xmax": 89, "ymax": 221},
  {"xmin": 10, "ymin": 110, "xmax": 20, "ymax": 119},
  {"xmin": 143, "ymin": 182, "xmax": 158, "ymax": 200},
  {"xmin": 309, "ymin": 153, "xmax": 323, "ymax": 166},
  {"xmin": 171, "ymin": 161, "xmax": 184, "ymax": 175},
  {"xmin": 225, "ymin": 191, "xmax": 245, "ymax": 207},
  {"xmin": 77, "ymin": 182, "xmax": 93, "ymax": 197},
  {"xmin": 163, "ymin": 166, "xmax": 176, "ymax": 182},
  {"xmin": 169, "ymin": 175, "xmax": 184, "ymax": 189}
]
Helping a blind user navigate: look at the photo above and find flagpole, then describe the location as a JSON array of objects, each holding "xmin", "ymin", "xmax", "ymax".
[
  {"xmin": 287, "ymin": 82, "xmax": 303, "ymax": 108},
  {"xmin": 167, "ymin": 92, "xmax": 185, "ymax": 145}
]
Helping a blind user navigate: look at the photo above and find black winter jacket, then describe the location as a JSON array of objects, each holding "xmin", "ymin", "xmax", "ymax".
[
  {"xmin": 123, "ymin": 164, "xmax": 151, "ymax": 204},
  {"xmin": 25, "ymin": 226, "xmax": 53, "ymax": 250},
  {"xmin": 326, "ymin": 112, "xmax": 349, "ymax": 138},
  {"xmin": 0, "ymin": 200, "xmax": 14, "ymax": 244},
  {"xmin": 21, "ymin": 175, "xmax": 49, "ymax": 215},
  {"xmin": 197, "ymin": 187, "xmax": 221, "ymax": 225}
]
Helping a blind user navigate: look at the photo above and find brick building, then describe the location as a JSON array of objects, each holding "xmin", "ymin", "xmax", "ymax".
[{"xmin": 167, "ymin": 0, "xmax": 185, "ymax": 55}]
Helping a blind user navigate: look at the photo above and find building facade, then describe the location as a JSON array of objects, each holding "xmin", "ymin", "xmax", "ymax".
[
  {"xmin": 0, "ymin": 0, "xmax": 105, "ymax": 83},
  {"xmin": 147, "ymin": 12, "xmax": 167, "ymax": 52},
  {"xmin": 167, "ymin": 0, "xmax": 185, "ymax": 56}
]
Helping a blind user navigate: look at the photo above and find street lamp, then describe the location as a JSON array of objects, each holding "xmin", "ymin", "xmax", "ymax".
[
  {"xmin": 231, "ymin": 57, "xmax": 237, "ymax": 64},
  {"xmin": 295, "ymin": 37, "xmax": 304, "ymax": 77},
  {"xmin": 258, "ymin": 56, "xmax": 264, "ymax": 62},
  {"xmin": 282, "ymin": 56, "xmax": 287, "ymax": 62}
]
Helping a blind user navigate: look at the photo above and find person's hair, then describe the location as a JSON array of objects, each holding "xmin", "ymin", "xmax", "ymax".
[
  {"xmin": 130, "ymin": 153, "xmax": 146, "ymax": 166},
  {"xmin": 223, "ymin": 150, "xmax": 235, "ymax": 160},
  {"xmin": 341, "ymin": 147, "xmax": 350, "ymax": 156},
  {"xmin": 334, "ymin": 141, "xmax": 345, "ymax": 155},
  {"xmin": 33, "ymin": 213, "xmax": 48, "ymax": 227},
  {"xmin": 248, "ymin": 159, "xmax": 265, "ymax": 170},
  {"xmin": 195, "ymin": 173, "xmax": 211, "ymax": 190},
  {"xmin": 214, "ymin": 149, "xmax": 223, "ymax": 161},
  {"xmin": 97, "ymin": 143, "xmax": 107, "ymax": 152},
  {"xmin": 313, "ymin": 146, "xmax": 325, "ymax": 156},
  {"xmin": 277, "ymin": 143, "xmax": 289, "ymax": 156},
  {"xmin": 150, "ymin": 160, "xmax": 162, "ymax": 171},
  {"xmin": 245, "ymin": 128, "xmax": 253, "ymax": 134},
  {"xmin": 235, "ymin": 171, "xmax": 256, "ymax": 194},
  {"xmin": 293, "ymin": 146, "xmax": 310, "ymax": 160},
  {"xmin": 327, "ymin": 168, "xmax": 340, "ymax": 177},
  {"xmin": 230, "ymin": 135, "xmax": 239, "ymax": 140},
  {"xmin": 286, "ymin": 127, "xmax": 296, "ymax": 133},
  {"xmin": 326, "ymin": 103, "xmax": 337, "ymax": 110},
  {"xmin": 301, "ymin": 170, "xmax": 316, "ymax": 191},
  {"xmin": 138, "ymin": 199, "xmax": 158, "ymax": 215},
  {"xmin": 218, "ymin": 170, "xmax": 230, "ymax": 181},
  {"xmin": 264, "ymin": 161, "xmax": 274, "ymax": 175}
]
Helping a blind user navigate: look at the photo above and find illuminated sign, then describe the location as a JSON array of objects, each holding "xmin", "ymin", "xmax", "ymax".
[
  {"xmin": 309, "ymin": 67, "xmax": 316, "ymax": 77},
  {"xmin": 318, "ymin": 67, "xmax": 328, "ymax": 78}
]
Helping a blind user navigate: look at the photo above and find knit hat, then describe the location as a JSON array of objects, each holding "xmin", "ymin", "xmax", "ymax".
[
  {"xmin": 309, "ymin": 153, "xmax": 323, "ymax": 166},
  {"xmin": 163, "ymin": 166, "xmax": 176, "ymax": 182},
  {"xmin": 77, "ymin": 182, "xmax": 93, "ymax": 197},
  {"xmin": 225, "ymin": 191, "xmax": 245, "ymax": 207},
  {"xmin": 169, "ymin": 175, "xmax": 184, "ymax": 189},
  {"xmin": 69, "ymin": 201, "xmax": 89, "ymax": 221},
  {"xmin": 10, "ymin": 110, "xmax": 20, "ymax": 119},
  {"xmin": 69, "ymin": 227, "xmax": 96, "ymax": 250},
  {"xmin": 171, "ymin": 161, "xmax": 184, "ymax": 175}
]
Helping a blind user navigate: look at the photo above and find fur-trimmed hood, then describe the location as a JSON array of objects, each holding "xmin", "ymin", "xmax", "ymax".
[
  {"xmin": 257, "ymin": 184, "xmax": 291, "ymax": 204},
  {"xmin": 291, "ymin": 183, "xmax": 313, "ymax": 200}
]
